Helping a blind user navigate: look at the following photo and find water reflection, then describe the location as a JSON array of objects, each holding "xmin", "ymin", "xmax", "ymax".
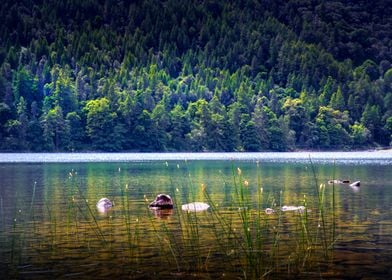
[
  {"xmin": 349, "ymin": 185, "xmax": 361, "ymax": 193},
  {"xmin": 0, "ymin": 160, "xmax": 391, "ymax": 278},
  {"xmin": 149, "ymin": 208, "xmax": 174, "ymax": 219}
]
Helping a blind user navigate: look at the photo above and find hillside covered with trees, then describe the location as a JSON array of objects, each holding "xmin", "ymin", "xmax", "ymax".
[{"xmin": 0, "ymin": 0, "xmax": 391, "ymax": 151}]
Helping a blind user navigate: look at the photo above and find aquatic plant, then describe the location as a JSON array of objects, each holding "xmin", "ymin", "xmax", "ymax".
[
  {"xmin": 68, "ymin": 170, "xmax": 107, "ymax": 244},
  {"xmin": 198, "ymin": 161, "xmax": 339, "ymax": 278},
  {"xmin": 0, "ymin": 161, "xmax": 340, "ymax": 279}
]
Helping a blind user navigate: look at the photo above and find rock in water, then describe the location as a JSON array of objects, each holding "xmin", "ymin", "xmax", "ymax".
[
  {"xmin": 265, "ymin": 208, "xmax": 275, "ymax": 214},
  {"xmin": 349, "ymin": 181, "xmax": 360, "ymax": 187},
  {"xmin": 96, "ymin": 198, "xmax": 113, "ymax": 212},
  {"xmin": 149, "ymin": 194, "xmax": 174, "ymax": 209},
  {"xmin": 181, "ymin": 202, "xmax": 210, "ymax": 212},
  {"xmin": 281, "ymin": 205, "xmax": 305, "ymax": 212}
]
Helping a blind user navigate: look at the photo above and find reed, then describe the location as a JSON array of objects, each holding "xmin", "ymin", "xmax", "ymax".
[
  {"xmin": 180, "ymin": 166, "xmax": 205, "ymax": 271},
  {"xmin": 142, "ymin": 161, "xmax": 221, "ymax": 275},
  {"xmin": 203, "ymin": 184, "xmax": 239, "ymax": 270},
  {"xmin": 29, "ymin": 181, "xmax": 37, "ymax": 234},
  {"xmin": 202, "ymin": 161, "xmax": 338, "ymax": 278},
  {"xmin": 65, "ymin": 181, "xmax": 77, "ymax": 240},
  {"xmin": 145, "ymin": 194, "xmax": 181, "ymax": 272},
  {"xmin": 10, "ymin": 189, "xmax": 25, "ymax": 266},
  {"xmin": 68, "ymin": 171, "xmax": 107, "ymax": 244},
  {"xmin": 202, "ymin": 166, "xmax": 263, "ymax": 278},
  {"xmin": 0, "ymin": 194, "xmax": 3, "ymax": 231},
  {"xmin": 1, "ymin": 160, "xmax": 339, "ymax": 279},
  {"xmin": 121, "ymin": 181, "xmax": 142, "ymax": 266},
  {"xmin": 10, "ymin": 211, "xmax": 17, "ymax": 264},
  {"xmin": 331, "ymin": 160, "xmax": 337, "ymax": 250},
  {"xmin": 121, "ymin": 184, "xmax": 134, "ymax": 258},
  {"xmin": 43, "ymin": 196, "xmax": 57, "ymax": 252},
  {"xmin": 178, "ymin": 163, "xmax": 197, "ymax": 270}
]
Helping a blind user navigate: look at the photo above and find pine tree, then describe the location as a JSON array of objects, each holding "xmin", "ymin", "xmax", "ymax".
[{"xmin": 329, "ymin": 86, "xmax": 345, "ymax": 111}]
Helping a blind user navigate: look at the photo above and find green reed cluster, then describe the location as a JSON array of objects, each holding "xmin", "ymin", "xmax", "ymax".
[
  {"xmin": 1, "ymin": 161, "xmax": 338, "ymax": 279},
  {"xmin": 182, "ymin": 162, "xmax": 336, "ymax": 278},
  {"xmin": 141, "ymin": 161, "xmax": 338, "ymax": 279}
]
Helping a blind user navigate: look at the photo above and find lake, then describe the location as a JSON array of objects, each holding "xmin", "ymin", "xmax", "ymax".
[{"xmin": 1, "ymin": 152, "xmax": 391, "ymax": 279}]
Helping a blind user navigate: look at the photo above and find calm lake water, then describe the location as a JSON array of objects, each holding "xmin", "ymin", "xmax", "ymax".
[{"xmin": 0, "ymin": 152, "xmax": 391, "ymax": 279}]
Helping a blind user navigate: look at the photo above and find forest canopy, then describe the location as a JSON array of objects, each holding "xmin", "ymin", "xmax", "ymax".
[{"xmin": 0, "ymin": 0, "xmax": 391, "ymax": 151}]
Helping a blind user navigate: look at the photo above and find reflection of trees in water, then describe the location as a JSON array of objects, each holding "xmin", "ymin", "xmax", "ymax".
[{"xmin": 1, "ymin": 161, "xmax": 392, "ymax": 278}]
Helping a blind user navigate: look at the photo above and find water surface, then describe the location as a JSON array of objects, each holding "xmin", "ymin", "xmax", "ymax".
[{"xmin": 0, "ymin": 152, "xmax": 391, "ymax": 278}]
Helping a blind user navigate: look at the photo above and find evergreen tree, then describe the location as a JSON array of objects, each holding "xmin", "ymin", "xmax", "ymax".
[
  {"xmin": 169, "ymin": 104, "xmax": 190, "ymax": 151},
  {"xmin": 66, "ymin": 112, "xmax": 85, "ymax": 151},
  {"xmin": 252, "ymin": 99, "xmax": 271, "ymax": 150},
  {"xmin": 282, "ymin": 97, "xmax": 307, "ymax": 144},
  {"xmin": 351, "ymin": 122, "xmax": 371, "ymax": 147},
  {"xmin": 361, "ymin": 104, "xmax": 381, "ymax": 143},
  {"xmin": 385, "ymin": 117, "xmax": 392, "ymax": 146},
  {"xmin": 329, "ymin": 86, "xmax": 345, "ymax": 111},
  {"xmin": 0, "ymin": 0, "xmax": 390, "ymax": 151},
  {"xmin": 240, "ymin": 114, "xmax": 261, "ymax": 151},
  {"xmin": 84, "ymin": 98, "xmax": 123, "ymax": 151},
  {"xmin": 41, "ymin": 105, "xmax": 69, "ymax": 151}
]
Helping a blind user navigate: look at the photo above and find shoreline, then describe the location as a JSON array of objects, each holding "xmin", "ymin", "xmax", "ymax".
[{"xmin": 0, "ymin": 146, "xmax": 391, "ymax": 154}]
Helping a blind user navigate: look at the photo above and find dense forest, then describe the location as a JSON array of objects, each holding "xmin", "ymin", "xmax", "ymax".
[{"xmin": 0, "ymin": 0, "xmax": 391, "ymax": 152}]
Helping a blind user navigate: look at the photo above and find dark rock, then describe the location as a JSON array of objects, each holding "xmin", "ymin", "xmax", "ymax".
[{"xmin": 149, "ymin": 194, "xmax": 174, "ymax": 209}]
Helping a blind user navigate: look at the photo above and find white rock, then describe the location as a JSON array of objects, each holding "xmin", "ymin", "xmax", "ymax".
[
  {"xmin": 181, "ymin": 202, "xmax": 210, "ymax": 212},
  {"xmin": 281, "ymin": 205, "xmax": 305, "ymax": 212},
  {"xmin": 96, "ymin": 197, "xmax": 113, "ymax": 213},
  {"xmin": 349, "ymin": 181, "xmax": 360, "ymax": 187},
  {"xmin": 265, "ymin": 208, "xmax": 275, "ymax": 214}
]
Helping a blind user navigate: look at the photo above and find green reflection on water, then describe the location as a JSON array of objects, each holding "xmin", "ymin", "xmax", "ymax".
[{"xmin": 0, "ymin": 161, "xmax": 391, "ymax": 278}]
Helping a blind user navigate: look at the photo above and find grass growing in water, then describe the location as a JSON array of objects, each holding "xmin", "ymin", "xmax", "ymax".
[
  {"xmin": 0, "ymin": 161, "xmax": 339, "ymax": 279},
  {"xmin": 200, "ymin": 162, "xmax": 337, "ymax": 278}
]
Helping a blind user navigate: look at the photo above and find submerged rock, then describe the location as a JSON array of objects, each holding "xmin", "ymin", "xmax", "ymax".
[
  {"xmin": 181, "ymin": 202, "xmax": 210, "ymax": 212},
  {"xmin": 328, "ymin": 179, "xmax": 341, "ymax": 184},
  {"xmin": 265, "ymin": 208, "xmax": 275, "ymax": 215},
  {"xmin": 328, "ymin": 179, "xmax": 351, "ymax": 185},
  {"xmin": 281, "ymin": 205, "xmax": 305, "ymax": 212},
  {"xmin": 149, "ymin": 194, "xmax": 174, "ymax": 209},
  {"xmin": 349, "ymin": 181, "xmax": 361, "ymax": 187},
  {"xmin": 96, "ymin": 198, "xmax": 113, "ymax": 212}
]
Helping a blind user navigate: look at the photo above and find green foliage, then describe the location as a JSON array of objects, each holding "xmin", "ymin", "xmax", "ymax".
[
  {"xmin": 41, "ymin": 105, "xmax": 69, "ymax": 151},
  {"xmin": 315, "ymin": 107, "xmax": 351, "ymax": 149},
  {"xmin": 240, "ymin": 114, "xmax": 261, "ymax": 151},
  {"xmin": 351, "ymin": 122, "xmax": 371, "ymax": 147},
  {"xmin": 282, "ymin": 97, "xmax": 308, "ymax": 143},
  {"xmin": 329, "ymin": 86, "xmax": 345, "ymax": 111},
  {"xmin": 0, "ymin": 0, "xmax": 390, "ymax": 151},
  {"xmin": 66, "ymin": 112, "xmax": 85, "ymax": 151},
  {"xmin": 361, "ymin": 104, "xmax": 381, "ymax": 142},
  {"xmin": 84, "ymin": 98, "xmax": 124, "ymax": 151},
  {"xmin": 385, "ymin": 117, "xmax": 392, "ymax": 145}
]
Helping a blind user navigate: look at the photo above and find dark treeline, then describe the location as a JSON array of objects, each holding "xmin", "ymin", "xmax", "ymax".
[{"xmin": 0, "ymin": 0, "xmax": 391, "ymax": 151}]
